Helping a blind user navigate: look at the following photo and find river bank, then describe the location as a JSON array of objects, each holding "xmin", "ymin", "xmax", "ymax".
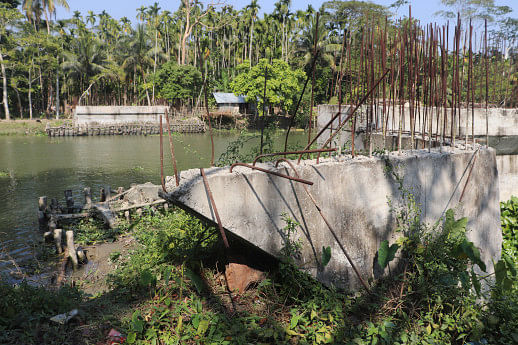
[
  {"xmin": 0, "ymin": 132, "xmax": 307, "ymax": 277},
  {"xmin": 0, "ymin": 119, "xmax": 73, "ymax": 136}
]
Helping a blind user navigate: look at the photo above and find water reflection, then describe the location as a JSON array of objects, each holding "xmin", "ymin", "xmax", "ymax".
[{"xmin": 0, "ymin": 132, "xmax": 306, "ymax": 268}]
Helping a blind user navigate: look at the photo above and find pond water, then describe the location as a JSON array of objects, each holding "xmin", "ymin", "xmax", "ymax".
[{"xmin": 0, "ymin": 131, "xmax": 306, "ymax": 271}]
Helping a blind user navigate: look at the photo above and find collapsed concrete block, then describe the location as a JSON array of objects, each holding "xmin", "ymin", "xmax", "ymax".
[{"xmin": 162, "ymin": 147, "xmax": 501, "ymax": 291}]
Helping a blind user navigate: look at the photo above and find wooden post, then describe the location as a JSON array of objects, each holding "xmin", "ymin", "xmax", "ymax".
[
  {"xmin": 117, "ymin": 187, "xmax": 124, "ymax": 199},
  {"xmin": 124, "ymin": 210, "xmax": 130, "ymax": 222},
  {"xmin": 100, "ymin": 188, "xmax": 106, "ymax": 202},
  {"xmin": 64, "ymin": 189, "xmax": 74, "ymax": 213},
  {"xmin": 163, "ymin": 203, "xmax": 169, "ymax": 212},
  {"xmin": 76, "ymin": 246, "xmax": 87, "ymax": 264},
  {"xmin": 48, "ymin": 215, "xmax": 57, "ymax": 232},
  {"xmin": 66, "ymin": 231, "xmax": 79, "ymax": 270},
  {"xmin": 43, "ymin": 231, "xmax": 53, "ymax": 242},
  {"xmin": 84, "ymin": 187, "xmax": 92, "ymax": 205},
  {"xmin": 136, "ymin": 208, "xmax": 143, "ymax": 217},
  {"xmin": 38, "ymin": 196, "xmax": 48, "ymax": 212},
  {"xmin": 53, "ymin": 228, "xmax": 63, "ymax": 254},
  {"xmin": 50, "ymin": 198, "xmax": 59, "ymax": 213},
  {"xmin": 105, "ymin": 186, "xmax": 112, "ymax": 201},
  {"xmin": 38, "ymin": 211, "xmax": 47, "ymax": 232}
]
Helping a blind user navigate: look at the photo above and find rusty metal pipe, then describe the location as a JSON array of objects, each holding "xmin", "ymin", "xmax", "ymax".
[
  {"xmin": 165, "ymin": 109, "xmax": 179, "ymax": 187},
  {"xmin": 274, "ymin": 158, "xmax": 370, "ymax": 293},
  {"xmin": 316, "ymin": 69, "xmax": 391, "ymax": 156},
  {"xmin": 284, "ymin": 49, "xmax": 321, "ymax": 153},
  {"xmin": 200, "ymin": 168, "xmax": 229, "ymax": 248},
  {"xmin": 160, "ymin": 115, "xmax": 166, "ymax": 193},
  {"xmin": 252, "ymin": 148, "xmax": 336, "ymax": 166},
  {"xmin": 229, "ymin": 163, "xmax": 313, "ymax": 185}
]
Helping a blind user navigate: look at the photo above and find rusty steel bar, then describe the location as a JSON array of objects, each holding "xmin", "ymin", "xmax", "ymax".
[
  {"xmin": 284, "ymin": 49, "xmax": 321, "ymax": 153},
  {"xmin": 485, "ymin": 19, "xmax": 488, "ymax": 147},
  {"xmin": 274, "ymin": 158, "xmax": 371, "ymax": 293},
  {"xmin": 253, "ymin": 148, "xmax": 336, "ymax": 166},
  {"xmin": 229, "ymin": 163, "xmax": 314, "ymax": 185},
  {"xmin": 160, "ymin": 115, "xmax": 166, "ymax": 193},
  {"xmin": 165, "ymin": 108, "xmax": 179, "ymax": 187},
  {"xmin": 459, "ymin": 152, "xmax": 478, "ymax": 202},
  {"xmin": 308, "ymin": 13, "xmax": 320, "ymax": 146},
  {"xmin": 336, "ymin": 27, "xmax": 347, "ymax": 144},
  {"xmin": 260, "ymin": 65, "xmax": 268, "ymax": 155},
  {"xmin": 203, "ymin": 82, "xmax": 215, "ymax": 167},
  {"xmin": 200, "ymin": 168, "xmax": 229, "ymax": 248},
  {"xmin": 197, "ymin": 40, "xmax": 215, "ymax": 167},
  {"xmin": 317, "ymin": 69, "xmax": 391, "ymax": 154}
]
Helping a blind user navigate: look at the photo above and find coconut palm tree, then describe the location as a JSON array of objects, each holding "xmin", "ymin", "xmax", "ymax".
[
  {"xmin": 245, "ymin": 0, "xmax": 260, "ymax": 66},
  {"xmin": 22, "ymin": 0, "xmax": 69, "ymax": 34},
  {"xmin": 122, "ymin": 24, "xmax": 154, "ymax": 105}
]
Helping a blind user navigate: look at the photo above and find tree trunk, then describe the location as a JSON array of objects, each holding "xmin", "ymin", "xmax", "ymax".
[
  {"xmin": 0, "ymin": 52, "xmax": 10, "ymax": 120},
  {"xmin": 249, "ymin": 19, "xmax": 254, "ymax": 67},
  {"xmin": 143, "ymin": 73, "xmax": 151, "ymax": 106},
  {"xmin": 28, "ymin": 65, "xmax": 33, "ymax": 120},
  {"xmin": 15, "ymin": 88, "xmax": 22, "ymax": 118},
  {"xmin": 152, "ymin": 27, "xmax": 158, "ymax": 104}
]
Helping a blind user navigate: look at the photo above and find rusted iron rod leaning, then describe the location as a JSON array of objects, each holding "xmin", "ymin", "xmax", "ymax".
[
  {"xmin": 160, "ymin": 115, "xmax": 166, "ymax": 193},
  {"xmin": 200, "ymin": 168, "xmax": 229, "ymax": 249},
  {"xmin": 252, "ymin": 148, "xmax": 337, "ymax": 166},
  {"xmin": 165, "ymin": 109, "xmax": 180, "ymax": 187},
  {"xmin": 283, "ymin": 48, "xmax": 321, "ymax": 153},
  {"xmin": 274, "ymin": 158, "xmax": 370, "ymax": 293},
  {"xmin": 229, "ymin": 163, "xmax": 313, "ymax": 185},
  {"xmin": 317, "ymin": 69, "xmax": 390, "ymax": 154}
]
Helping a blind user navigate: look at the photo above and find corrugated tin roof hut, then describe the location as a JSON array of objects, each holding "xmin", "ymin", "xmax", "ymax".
[{"xmin": 213, "ymin": 92, "xmax": 254, "ymax": 114}]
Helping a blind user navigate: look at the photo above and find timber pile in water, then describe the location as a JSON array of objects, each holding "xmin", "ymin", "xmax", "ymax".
[
  {"xmin": 37, "ymin": 183, "xmax": 167, "ymax": 271},
  {"xmin": 45, "ymin": 119, "xmax": 206, "ymax": 137}
]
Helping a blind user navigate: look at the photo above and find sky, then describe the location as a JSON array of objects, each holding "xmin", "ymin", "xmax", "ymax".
[{"xmin": 54, "ymin": 0, "xmax": 518, "ymax": 25}]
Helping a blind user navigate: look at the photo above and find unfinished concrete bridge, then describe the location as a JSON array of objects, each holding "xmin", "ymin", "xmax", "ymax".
[{"xmin": 160, "ymin": 146, "xmax": 502, "ymax": 291}]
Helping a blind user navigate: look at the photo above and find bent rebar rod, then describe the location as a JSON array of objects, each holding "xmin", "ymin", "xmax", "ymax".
[
  {"xmin": 252, "ymin": 148, "xmax": 336, "ymax": 166},
  {"xmin": 298, "ymin": 69, "xmax": 391, "ymax": 164},
  {"xmin": 312, "ymin": 68, "xmax": 391, "ymax": 164},
  {"xmin": 229, "ymin": 163, "xmax": 313, "ymax": 186},
  {"xmin": 274, "ymin": 158, "xmax": 371, "ymax": 293},
  {"xmin": 200, "ymin": 168, "xmax": 229, "ymax": 249}
]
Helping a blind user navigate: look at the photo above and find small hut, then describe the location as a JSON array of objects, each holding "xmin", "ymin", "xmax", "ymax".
[{"xmin": 213, "ymin": 92, "xmax": 254, "ymax": 114}]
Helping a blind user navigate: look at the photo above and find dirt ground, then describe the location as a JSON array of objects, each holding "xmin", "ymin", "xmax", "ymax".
[{"xmin": 69, "ymin": 235, "xmax": 135, "ymax": 295}]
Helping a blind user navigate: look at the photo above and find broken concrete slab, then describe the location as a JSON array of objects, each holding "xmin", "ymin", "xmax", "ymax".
[{"xmin": 162, "ymin": 147, "xmax": 501, "ymax": 291}]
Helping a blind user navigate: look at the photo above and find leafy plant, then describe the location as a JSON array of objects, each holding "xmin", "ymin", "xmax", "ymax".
[{"xmin": 501, "ymin": 196, "xmax": 518, "ymax": 259}]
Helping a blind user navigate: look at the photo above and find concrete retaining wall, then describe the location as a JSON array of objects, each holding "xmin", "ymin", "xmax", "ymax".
[
  {"xmin": 163, "ymin": 147, "xmax": 501, "ymax": 291},
  {"xmin": 317, "ymin": 105, "xmax": 518, "ymax": 201},
  {"xmin": 75, "ymin": 106, "xmax": 168, "ymax": 125},
  {"xmin": 317, "ymin": 104, "xmax": 518, "ymax": 137}
]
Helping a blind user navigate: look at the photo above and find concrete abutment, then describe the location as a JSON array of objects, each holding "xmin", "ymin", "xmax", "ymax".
[{"xmin": 162, "ymin": 147, "xmax": 502, "ymax": 291}]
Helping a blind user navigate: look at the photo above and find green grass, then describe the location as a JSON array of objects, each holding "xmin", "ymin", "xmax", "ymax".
[
  {"xmin": 0, "ymin": 119, "xmax": 71, "ymax": 136},
  {"xmin": 1, "ymin": 201, "xmax": 517, "ymax": 345}
]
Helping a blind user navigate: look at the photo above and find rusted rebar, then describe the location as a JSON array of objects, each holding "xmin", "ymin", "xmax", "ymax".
[
  {"xmin": 229, "ymin": 163, "xmax": 314, "ymax": 185},
  {"xmin": 274, "ymin": 158, "xmax": 370, "ymax": 293},
  {"xmin": 284, "ymin": 49, "xmax": 321, "ymax": 153},
  {"xmin": 252, "ymin": 148, "xmax": 336, "ymax": 166},
  {"xmin": 160, "ymin": 115, "xmax": 166, "ymax": 193},
  {"xmin": 260, "ymin": 65, "xmax": 268, "ymax": 155},
  {"xmin": 308, "ymin": 13, "xmax": 320, "ymax": 147},
  {"xmin": 200, "ymin": 168, "xmax": 229, "ymax": 248},
  {"xmin": 165, "ymin": 108, "xmax": 179, "ymax": 187}
]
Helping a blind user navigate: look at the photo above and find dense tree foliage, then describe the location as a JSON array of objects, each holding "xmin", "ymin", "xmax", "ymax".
[
  {"xmin": 230, "ymin": 59, "xmax": 305, "ymax": 114},
  {"xmin": 155, "ymin": 61, "xmax": 201, "ymax": 107},
  {"xmin": 0, "ymin": 0, "xmax": 516, "ymax": 120}
]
